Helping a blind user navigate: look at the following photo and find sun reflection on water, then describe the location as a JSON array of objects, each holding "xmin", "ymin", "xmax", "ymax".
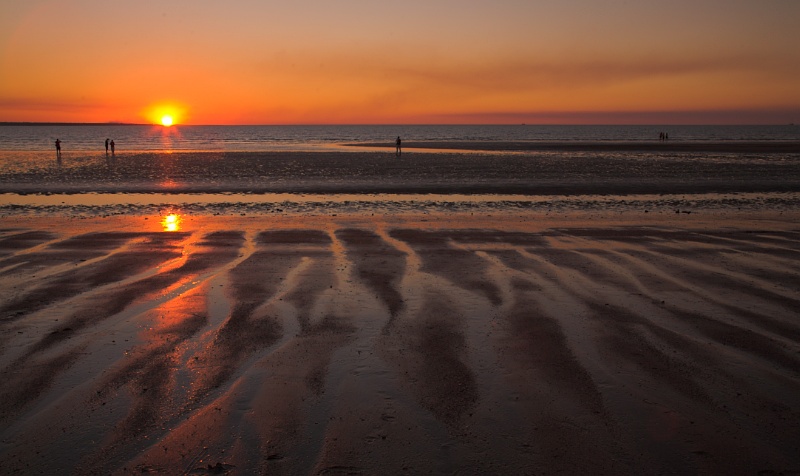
[{"xmin": 161, "ymin": 213, "xmax": 181, "ymax": 232}]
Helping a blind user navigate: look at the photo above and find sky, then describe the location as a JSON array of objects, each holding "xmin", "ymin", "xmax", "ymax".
[{"xmin": 1, "ymin": 0, "xmax": 799, "ymax": 125}]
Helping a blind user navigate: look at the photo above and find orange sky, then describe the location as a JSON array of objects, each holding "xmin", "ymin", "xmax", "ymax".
[{"xmin": 1, "ymin": 1, "xmax": 799, "ymax": 125}]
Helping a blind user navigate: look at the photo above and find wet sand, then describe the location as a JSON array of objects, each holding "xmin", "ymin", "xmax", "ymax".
[
  {"xmin": 1, "ymin": 210, "xmax": 799, "ymax": 474},
  {"xmin": 2, "ymin": 148, "xmax": 800, "ymax": 195}
]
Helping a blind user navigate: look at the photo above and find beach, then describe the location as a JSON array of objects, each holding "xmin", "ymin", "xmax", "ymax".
[
  {"xmin": 1, "ymin": 135, "xmax": 799, "ymax": 474},
  {"xmin": 1, "ymin": 208, "xmax": 799, "ymax": 474},
  {"xmin": 2, "ymin": 143, "xmax": 800, "ymax": 197}
]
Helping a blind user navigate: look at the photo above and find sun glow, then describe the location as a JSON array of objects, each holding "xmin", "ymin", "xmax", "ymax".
[{"xmin": 144, "ymin": 103, "xmax": 186, "ymax": 126}]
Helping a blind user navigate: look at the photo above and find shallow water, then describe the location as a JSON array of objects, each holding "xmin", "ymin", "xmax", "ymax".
[{"xmin": 3, "ymin": 124, "xmax": 799, "ymax": 152}]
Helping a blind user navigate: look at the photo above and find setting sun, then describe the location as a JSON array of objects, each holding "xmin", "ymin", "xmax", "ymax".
[{"xmin": 144, "ymin": 103, "xmax": 186, "ymax": 127}]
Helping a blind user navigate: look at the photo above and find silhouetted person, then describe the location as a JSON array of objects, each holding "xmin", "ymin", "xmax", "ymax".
[
  {"xmin": 665, "ymin": 132, "xmax": 669, "ymax": 141},
  {"xmin": 55, "ymin": 138, "xmax": 61, "ymax": 157},
  {"xmin": 105, "ymin": 138, "xmax": 109, "ymax": 154},
  {"xmin": 396, "ymin": 136, "xmax": 401, "ymax": 156},
  {"xmin": 110, "ymin": 139, "xmax": 115, "ymax": 155}
]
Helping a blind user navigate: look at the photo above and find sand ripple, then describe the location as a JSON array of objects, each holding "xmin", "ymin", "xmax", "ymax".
[{"xmin": 0, "ymin": 217, "xmax": 799, "ymax": 474}]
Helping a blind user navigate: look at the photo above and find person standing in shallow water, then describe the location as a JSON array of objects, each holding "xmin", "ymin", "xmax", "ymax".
[
  {"xmin": 396, "ymin": 136, "xmax": 402, "ymax": 156},
  {"xmin": 110, "ymin": 140, "xmax": 115, "ymax": 155},
  {"xmin": 55, "ymin": 138, "xmax": 61, "ymax": 157},
  {"xmin": 105, "ymin": 138, "xmax": 109, "ymax": 154}
]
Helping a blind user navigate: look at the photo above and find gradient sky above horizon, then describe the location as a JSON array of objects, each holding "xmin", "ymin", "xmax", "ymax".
[{"xmin": 1, "ymin": 0, "xmax": 799, "ymax": 125}]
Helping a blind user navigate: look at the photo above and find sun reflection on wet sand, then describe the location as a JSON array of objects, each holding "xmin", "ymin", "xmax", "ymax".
[
  {"xmin": 161, "ymin": 213, "xmax": 181, "ymax": 232},
  {"xmin": 158, "ymin": 179, "xmax": 181, "ymax": 190}
]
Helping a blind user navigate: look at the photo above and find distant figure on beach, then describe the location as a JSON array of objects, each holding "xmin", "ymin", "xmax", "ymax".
[
  {"xmin": 55, "ymin": 138, "xmax": 61, "ymax": 157},
  {"xmin": 659, "ymin": 132, "xmax": 664, "ymax": 141},
  {"xmin": 665, "ymin": 132, "xmax": 669, "ymax": 140},
  {"xmin": 396, "ymin": 136, "xmax": 402, "ymax": 156},
  {"xmin": 105, "ymin": 138, "xmax": 109, "ymax": 154},
  {"xmin": 110, "ymin": 140, "xmax": 115, "ymax": 155}
]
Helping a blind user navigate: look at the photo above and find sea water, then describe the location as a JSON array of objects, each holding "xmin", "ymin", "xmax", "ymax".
[{"xmin": 1, "ymin": 124, "xmax": 799, "ymax": 152}]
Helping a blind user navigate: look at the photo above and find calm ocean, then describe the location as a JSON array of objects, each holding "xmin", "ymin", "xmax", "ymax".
[{"xmin": 1, "ymin": 124, "xmax": 798, "ymax": 152}]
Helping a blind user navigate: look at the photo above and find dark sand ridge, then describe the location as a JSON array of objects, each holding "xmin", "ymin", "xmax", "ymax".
[
  {"xmin": 2, "ymin": 148, "xmax": 800, "ymax": 195},
  {"xmin": 0, "ymin": 212, "xmax": 799, "ymax": 474}
]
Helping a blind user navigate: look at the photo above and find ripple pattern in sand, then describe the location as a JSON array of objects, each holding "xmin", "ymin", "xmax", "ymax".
[{"xmin": 0, "ymin": 224, "xmax": 799, "ymax": 474}]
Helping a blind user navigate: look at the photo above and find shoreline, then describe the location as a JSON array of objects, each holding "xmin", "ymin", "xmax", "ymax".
[
  {"xmin": 5, "ymin": 142, "xmax": 799, "ymax": 154},
  {"xmin": 2, "ymin": 139, "xmax": 800, "ymax": 155}
]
